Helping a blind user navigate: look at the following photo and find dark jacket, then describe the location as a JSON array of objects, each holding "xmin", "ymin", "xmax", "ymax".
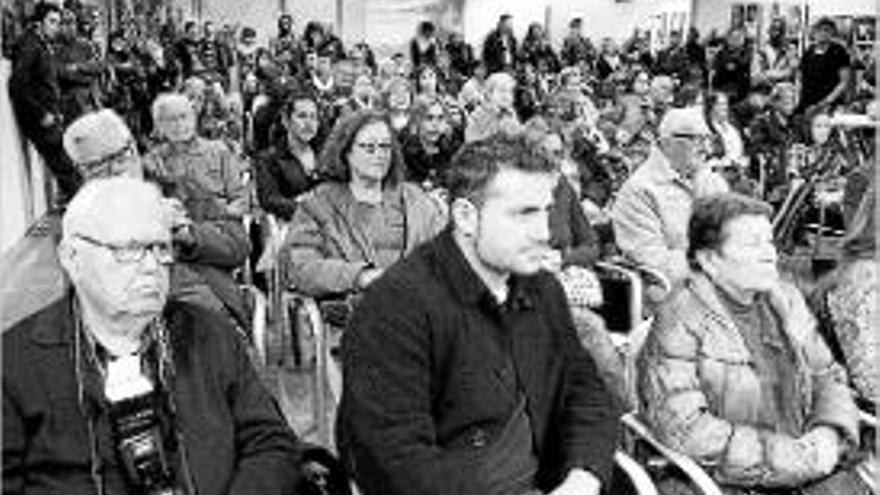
[
  {"xmin": 482, "ymin": 29, "xmax": 517, "ymax": 74},
  {"xmin": 255, "ymin": 145, "xmax": 322, "ymax": 221},
  {"xmin": 337, "ymin": 229, "xmax": 621, "ymax": 495},
  {"xmin": 3, "ymin": 296, "xmax": 304, "ymax": 495},
  {"xmin": 9, "ymin": 29, "xmax": 61, "ymax": 133},
  {"xmin": 550, "ymin": 178, "xmax": 600, "ymax": 268}
]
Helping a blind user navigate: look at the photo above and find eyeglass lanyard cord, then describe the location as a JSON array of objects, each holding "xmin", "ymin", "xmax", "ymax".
[{"xmin": 72, "ymin": 298, "xmax": 199, "ymax": 495}]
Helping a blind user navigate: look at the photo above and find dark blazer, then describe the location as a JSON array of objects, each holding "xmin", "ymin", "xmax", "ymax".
[
  {"xmin": 3, "ymin": 296, "xmax": 305, "ymax": 495},
  {"xmin": 9, "ymin": 29, "xmax": 61, "ymax": 133},
  {"xmin": 337, "ymin": 229, "xmax": 621, "ymax": 495}
]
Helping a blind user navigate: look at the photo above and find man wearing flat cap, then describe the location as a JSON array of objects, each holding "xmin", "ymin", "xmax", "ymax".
[
  {"xmin": 0, "ymin": 109, "xmax": 142, "ymax": 330},
  {"xmin": 611, "ymin": 107, "xmax": 729, "ymax": 285},
  {"xmin": 1, "ymin": 108, "xmax": 250, "ymax": 334},
  {"xmin": 2, "ymin": 177, "xmax": 323, "ymax": 495}
]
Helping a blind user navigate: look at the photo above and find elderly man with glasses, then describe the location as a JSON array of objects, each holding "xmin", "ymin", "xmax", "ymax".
[
  {"xmin": 1, "ymin": 108, "xmax": 251, "ymax": 335},
  {"xmin": 2, "ymin": 177, "xmax": 319, "ymax": 495},
  {"xmin": 611, "ymin": 107, "xmax": 728, "ymax": 285}
]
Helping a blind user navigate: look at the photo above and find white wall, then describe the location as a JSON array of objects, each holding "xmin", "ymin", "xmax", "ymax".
[
  {"xmin": 546, "ymin": 0, "xmax": 691, "ymax": 45},
  {"xmin": 462, "ymin": 0, "xmax": 548, "ymax": 48},
  {"xmin": 174, "ymin": 0, "xmax": 338, "ymax": 46}
]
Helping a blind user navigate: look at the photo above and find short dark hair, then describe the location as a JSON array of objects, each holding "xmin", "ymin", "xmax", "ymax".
[
  {"xmin": 569, "ymin": 18, "xmax": 582, "ymax": 28},
  {"xmin": 32, "ymin": 2, "xmax": 61, "ymax": 23},
  {"xmin": 446, "ymin": 134, "xmax": 556, "ymax": 206},
  {"xmin": 687, "ymin": 193, "xmax": 773, "ymax": 270},
  {"xmin": 318, "ymin": 109, "xmax": 405, "ymax": 187},
  {"xmin": 814, "ymin": 17, "xmax": 836, "ymax": 33}
]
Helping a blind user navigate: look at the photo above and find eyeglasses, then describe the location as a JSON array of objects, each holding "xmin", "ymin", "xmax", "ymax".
[
  {"xmin": 353, "ymin": 141, "xmax": 392, "ymax": 154},
  {"xmin": 76, "ymin": 233, "xmax": 174, "ymax": 265},
  {"xmin": 78, "ymin": 140, "xmax": 138, "ymax": 179},
  {"xmin": 671, "ymin": 133, "xmax": 711, "ymax": 152}
]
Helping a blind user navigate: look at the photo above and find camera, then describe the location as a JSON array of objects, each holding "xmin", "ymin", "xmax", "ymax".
[{"xmin": 106, "ymin": 356, "xmax": 182, "ymax": 495}]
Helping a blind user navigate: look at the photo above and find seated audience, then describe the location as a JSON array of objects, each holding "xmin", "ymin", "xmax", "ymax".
[
  {"xmin": 1, "ymin": 109, "xmax": 141, "ymax": 330},
  {"xmin": 145, "ymin": 93, "xmax": 249, "ymax": 216},
  {"xmin": 465, "ymin": 71, "xmax": 521, "ymax": 142},
  {"xmin": 612, "ymin": 107, "xmax": 728, "ymax": 286},
  {"xmin": 142, "ymin": 94, "xmax": 252, "ymax": 331},
  {"xmin": 2, "ymin": 177, "xmax": 320, "ymax": 495},
  {"xmin": 638, "ymin": 192, "xmax": 873, "ymax": 495},
  {"xmin": 285, "ymin": 110, "xmax": 446, "ymax": 298},
  {"xmin": 337, "ymin": 135, "xmax": 620, "ymax": 495}
]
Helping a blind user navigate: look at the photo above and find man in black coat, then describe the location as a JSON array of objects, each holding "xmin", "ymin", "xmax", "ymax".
[
  {"xmin": 3, "ymin": 177, "xmax": 342, "ymax": 495},
  {"xmin": 482, "ymin": 14, "xmax": 518, "ymax": 75},
  {"xmin": 337, "ymin": 135, "xmax": 621, "ymax": 495},
  {"xmin": 9, "ymin": 2, "xmax": 82, "ymax": 201}
]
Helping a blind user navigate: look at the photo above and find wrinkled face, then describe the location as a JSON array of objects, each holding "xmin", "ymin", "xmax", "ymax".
[
  {"xmin": 661, "ymin": 133, "xmax": 710, "ymax": 179},
  {"xmin": 348, "ymin": 121, "xmax": 393, "ymax": 184},
  {"xmin": 811, "ymin": 114, "xmax": 833, "ymax": 144},
  {"xmin": 700, "ymin": 214, "xmax": 779, "ymax": 294},
  {"xmin": 288, "ymin": 99, "xmax": 319, "ymax": 143},
  {"xmin": 419, "ymin": 102, "xmax": 447, "ymax": 142},
  {"xmin": 63, "ymin": 195, "xmax": 172, "ymax": 323},
  {"xmin": 156, "ymin": 101, "xmax": 197, "ymax": 143},
  {"xmin": 459, "ymin": 169, "xmax": 556, "ymax": 277},
  {"xmin": 40, "ymin": 11, "xmax": 62, "ymax": 39}
]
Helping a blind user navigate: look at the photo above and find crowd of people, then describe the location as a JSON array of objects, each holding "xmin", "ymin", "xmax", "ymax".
[{"xmin": 2, "ymin": 2, "xmax": 878, "ymax": 495}]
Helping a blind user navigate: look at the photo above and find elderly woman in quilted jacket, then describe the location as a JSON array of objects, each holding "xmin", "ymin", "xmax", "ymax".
[{"xmin": 637, "ymin": 193, "xmax": 873, "ymax": 495}]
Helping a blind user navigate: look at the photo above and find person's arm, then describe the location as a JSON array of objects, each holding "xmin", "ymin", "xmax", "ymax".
[
  {"xmin": 211, "ymin": 310, "xmax": 304, "ymax": 495},
  {"xmin": 254, "ymin": 154, "xmax": 299, "ymax": 221},
  {"xmin": 339, "ymin": 277, "xmax": 490, "ymax": 495},
  {"xmin": 284, "ymin": 202, "xmax": 370, "ymax": 296},
  {"xmin": 558, "ymin": 180, "xmax": 600, "ymax": 268},
  {"xmin": 549, "ymin": 278, "xmax": 621, "ymax": 488},
  {"xmin": 217, "ymin": 145, "xmax": 249, "ymax": 216},
  {"xmin": 638, "ymin": 300, "xmax": 845, "ymax": 488}
]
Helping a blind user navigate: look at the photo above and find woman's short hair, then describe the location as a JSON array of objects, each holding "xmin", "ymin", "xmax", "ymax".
[
  {"xmin": 318, "ymin": 109, "xmax": 405, "ymax": 187},
  {"xmin": 687, "ymin": 193, "xmax": 774, "ymax": 270},
  {"xmin": 446, "ymin": 134, "xmax": 556, "ymax": 207}
]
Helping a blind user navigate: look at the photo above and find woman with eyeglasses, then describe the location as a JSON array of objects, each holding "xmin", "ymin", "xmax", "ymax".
[{"xmin": 284, "ymin": 109, "xmax": 447, "ymax": 300}]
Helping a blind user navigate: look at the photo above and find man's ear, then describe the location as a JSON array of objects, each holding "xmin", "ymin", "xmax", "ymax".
[
  {"xmin": 450, "ymin": 197, "xmax": 478, "ymax": 238},
  {"xmin": 57, "ymin": 239, "xmax": 79, "ymax": 282},
  {"xmin": 694, "ymin": 249, "xmax": 718, "ymax": 278}
]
